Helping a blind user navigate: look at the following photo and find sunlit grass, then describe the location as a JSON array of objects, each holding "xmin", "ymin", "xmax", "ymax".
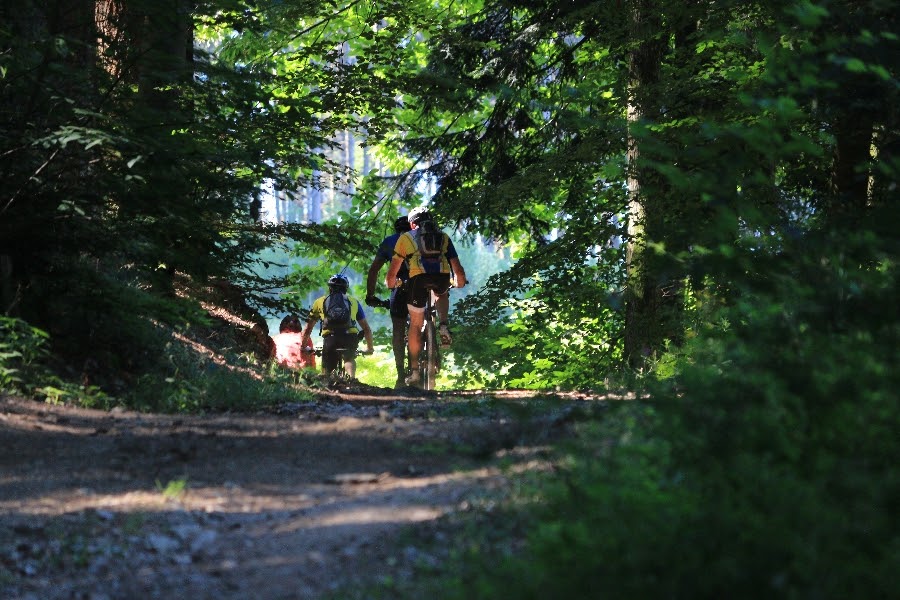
[
  {"xmin": 355, "ymin": 347, "xmax": 397, "ymax": 388},
  {"xmin": 354, "ymin": 344, "xmax": 476, "ymax": 390},
  {"xmin": 155, "ymin": 477, "xmax": 188, "ymax": 501}
]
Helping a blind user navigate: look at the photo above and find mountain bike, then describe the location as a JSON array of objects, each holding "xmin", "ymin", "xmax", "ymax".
[
  {"xmin": 366, "ymin": 292, "xmax": 408, "ymax": 388},
  {"xmin": 415, "ymin": 280, "xmax": 452, "ymax": 391},
  {"xmin": 314, "ymin": 342, "xmax": 372, "ymax": 382},
  {"xmin": 313, "ymin": 299, "xmax": 386, "ymax": 383}
]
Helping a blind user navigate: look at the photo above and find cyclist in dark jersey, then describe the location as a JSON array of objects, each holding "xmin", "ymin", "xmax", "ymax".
[
  {"xmin": 385, "ymin": 207, "xmax": 467, "ymax": 386},
  {"xmin": 366, "ymin": 215, "xmax": 412, "ymax": 388}
]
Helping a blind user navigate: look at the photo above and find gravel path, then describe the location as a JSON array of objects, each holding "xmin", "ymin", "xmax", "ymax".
[{"xmin": 1, "ymin": 391, "xmax": 579, "ymax": 599}]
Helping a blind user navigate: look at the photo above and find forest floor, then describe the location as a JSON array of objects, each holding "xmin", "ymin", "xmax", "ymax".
[{"xmin": 0, "ymin": 385, "xmax": 605, "ymax": 599}]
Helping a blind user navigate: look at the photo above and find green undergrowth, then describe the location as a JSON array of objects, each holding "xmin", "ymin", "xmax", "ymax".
[
  {"xmin": 344, "ymin": 231, "xmax": 900, "ymax": 600},
  {"xmin": 1, "ymin": 313, "xmax": 315, "ymax": 413},
  {"xmin": 0, "ymin": 315, "xmax": 111, "ymax": 408},
  {"xmin": 348, "ymin": 384, "xmax": 897, "ymax": 599}
]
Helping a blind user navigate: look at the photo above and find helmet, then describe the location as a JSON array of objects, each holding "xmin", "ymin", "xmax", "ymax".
[
  {"xmin": 327, "ymin": 273, "xmax": 349, "ymax": 292},
  {"xmin": 393, "ymin": 215, "xmax": 411, "ymax": 233},
  {"xmin": 407, "ymin": 206, "xmax": 431, "ymax": 226}
]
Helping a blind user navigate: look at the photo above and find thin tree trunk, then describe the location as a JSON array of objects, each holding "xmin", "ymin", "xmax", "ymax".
[
  {"xmin": 830, "ymin": 112, "xmax": 874, "ymax": 226},
  {"xmin": 346, "ymin": 131, "xmax": 356, "ymax": 195},
  {"xmin": 624, "ymin": 0, "xmax": 666, "ymax": 368}
]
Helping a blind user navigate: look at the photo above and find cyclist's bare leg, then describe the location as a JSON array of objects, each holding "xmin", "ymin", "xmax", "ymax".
[
  {"xmin": 407, "ymin": 307, "xmax": 425, "ymax": 371},
  {"xmin": 321, "ymin": 353, "xmax": 338, "ymax": 375},
  {"xmin": 434, "ymin": 290, "xmax": 453, "ymax": 347},
  {"xmin": 344, "ymin": 359, "xmax": 356, "ymax": 378},
  {"xmin": 390, "ymin": 315, "xmax": 407, "ymax": 378},
  {"xmin": 435, "ymin": 291, "xmax": 450, "ymax": 326}
]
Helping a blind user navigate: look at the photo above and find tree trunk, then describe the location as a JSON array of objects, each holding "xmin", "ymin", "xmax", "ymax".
[
  {"xmin": 830, "ymin": 111, "xmax": 874, "ymax": 226},
  {"xmin": 624, "ymin": 0, "xmax": 667, "ymax": 368},
  {"xmin": 135, "ymin": 0, "xmax": 194, "ymax": 105},
  {"xmin": 346, "ymin": 130, "xmax": 356, "ymax": 195},
  {"xmin": 126, "ymin": 0, "xmax": 195, "ymax": 292}
]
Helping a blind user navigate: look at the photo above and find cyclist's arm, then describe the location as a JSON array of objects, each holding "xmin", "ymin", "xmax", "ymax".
[
  {"xmin": 449, "ymin": 257, "xmax": 467, "ymax": 288},
  {"xmin": 357, "ymin": 317, "xmax": 375, "ymax": 353},
  {"xmin": 301, "ymin": 298, "xmax": 322, "ymax": 340},
  {"xmin": 385, "ymin": 256, "xmax": 404, "ymax": 289},
  {"xmin": 300, "ymin": 318, "xmax": 316, "ymax": 341},
  {"xmin": 366, "ymin": 256, "xmax": 387, "ymax": 301}
]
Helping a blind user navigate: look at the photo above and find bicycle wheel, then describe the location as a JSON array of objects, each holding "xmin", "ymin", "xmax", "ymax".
[{"xmin": 423, "ymin": 316, "xmax": 439, "ymax": 391}]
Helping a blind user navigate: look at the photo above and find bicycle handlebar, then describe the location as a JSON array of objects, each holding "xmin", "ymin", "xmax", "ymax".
[
  {"xmin": 313, "ymin": 347, "xmax": 373, "ymax": 356},
  {"xmin": 364, "ymin": 296, "xmax": 391, "ymax": 309},
  {"xmin": 387, "ymin": 279, "xmax": 460, "ymax": 292}
]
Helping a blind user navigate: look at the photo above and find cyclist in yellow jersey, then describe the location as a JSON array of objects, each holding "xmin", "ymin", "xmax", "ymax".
[
  {"xmin": 385, "ymin": 207, "xmax": 467, "ymax": 386},
  {"xmin": 301, "ymin": 274, "xmax": 374, "ymax": 378}
]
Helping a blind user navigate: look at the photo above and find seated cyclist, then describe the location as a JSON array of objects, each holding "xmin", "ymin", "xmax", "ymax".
[
  {"xmin": 385, "ymin": 207, "xmax": 467, "ymax": 386},
  {"xmin": 272, "ymin": 314, "xmax": 315, "ymax": 370},
  {"xmin": 301, "ymin": 273, "xmax": 374, "ymax": 379}
]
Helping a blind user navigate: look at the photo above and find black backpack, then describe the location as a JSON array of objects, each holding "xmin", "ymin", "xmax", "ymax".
[
  {"xmin": 416, "ymin": 219, "xmax": 444, "ymax": 259},
  {"xmin": 323, "ymin": 292, "xmax": 351, "ymax": 330}
]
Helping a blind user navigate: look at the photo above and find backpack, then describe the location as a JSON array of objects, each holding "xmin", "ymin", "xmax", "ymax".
[
  {"xmin": 416, "ymin": 219, "xmax": 444, "ymax": 259},
  {"xmin": 323, "ymin": 292, "xmax": 351, "ymax": 330}
]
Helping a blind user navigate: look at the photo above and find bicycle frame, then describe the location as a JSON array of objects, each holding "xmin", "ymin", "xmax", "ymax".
[
  {"xmin": 315, "ymin": 345, "xmax": 362, "ymax": 381},
  {"xmin": 415, "ymin": 282, "xmax": 450, "ymax": 391}
]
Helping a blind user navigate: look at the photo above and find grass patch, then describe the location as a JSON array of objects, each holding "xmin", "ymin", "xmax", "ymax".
[{"xmin": 155, "ymin": 477, "xmax": 189, "ymax": 501}]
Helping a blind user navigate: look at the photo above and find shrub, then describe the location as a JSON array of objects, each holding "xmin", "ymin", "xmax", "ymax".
[
  {"xmin": 0, "ymin": 316, "xmax": 50, "ymax": 394},
  {"xmin": 438, "ymin": 227, "xmax": 898, "ymax": 599}
]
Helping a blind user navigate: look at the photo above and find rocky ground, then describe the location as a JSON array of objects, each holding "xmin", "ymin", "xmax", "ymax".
[{"xmin": 1, "ymin": 387, "xmax": 596, "ymax": 599}]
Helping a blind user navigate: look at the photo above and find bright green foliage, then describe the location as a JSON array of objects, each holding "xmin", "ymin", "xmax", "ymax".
[
  {"xmin": 0, "ymin": 317, "xmax": 50, "ymax": 394},
  {"xmin": 453, "ymin": 262, "xmax": 625, "ymax": 389},
  {"xmin": 155, "ymin": 477, "xmax": 188, "ymax": 501}
]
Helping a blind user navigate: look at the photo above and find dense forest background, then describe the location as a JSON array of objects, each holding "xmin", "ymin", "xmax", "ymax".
[{"xmin": 2, "ymin": 0, "xmax": 897, "ymax": 597}]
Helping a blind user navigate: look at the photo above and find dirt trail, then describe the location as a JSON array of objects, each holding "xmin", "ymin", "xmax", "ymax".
[{"xmin": 0, "ymin": 389, "xmax": 583, "ymax": 599}]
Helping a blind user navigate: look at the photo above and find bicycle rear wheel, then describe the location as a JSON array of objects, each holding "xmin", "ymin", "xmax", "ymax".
[{"xmin": 423, "ymin": 318, "xmax": 439, "ymax": 391}]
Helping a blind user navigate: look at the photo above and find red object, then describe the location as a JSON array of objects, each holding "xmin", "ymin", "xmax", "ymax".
[{"xmin": 272, "ymin": 333, "xmax": 316, "ymax": 369}]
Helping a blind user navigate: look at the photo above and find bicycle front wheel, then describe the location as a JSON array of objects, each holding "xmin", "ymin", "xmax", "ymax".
[{"xmin": 423, "ymin": 318, "xmax": 440, "ymax": 391}]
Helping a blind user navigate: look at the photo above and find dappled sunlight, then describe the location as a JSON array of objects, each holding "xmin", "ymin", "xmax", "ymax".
[
  {"xmin": 1, "ymin": 388, "xmax": 577, "ymax": 597},
  {"xmin": 0, "ymin": 489, "xmax": 174, "ymax": 516},
  {"xmin": 276, "ymin": 504, "xmax": 444, "ymax": 532},
  {"xmin": 165, "ymin": 327, "xmax": 268, "ymax": 381},
  {"xmin": 1, "ymin": 464, "xmax": 510, "ymax": 518}
]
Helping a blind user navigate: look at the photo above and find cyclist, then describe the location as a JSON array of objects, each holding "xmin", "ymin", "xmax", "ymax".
[
  {"xmin": 366, "ymin": 215, "xmax": 412, "ymax": 388},
  {"xmin": 272, "ymin": 314, "xmax": 315, "ymax": 370},
  {"xmin": 385, "ymin": 206, "xmax": 467, "ymax": 386},
  {"xmin": 301, "ymin": 274, "xmax": 374, "ymax": 379}
]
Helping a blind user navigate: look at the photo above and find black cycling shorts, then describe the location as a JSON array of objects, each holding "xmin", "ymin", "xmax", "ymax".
[
  {"xmin": 389, "ymin": 284, "xmax": 409, "ymax": 319},
  {"xmin": 322, "ymin": 331, "xmax": 359, "ymax": 373},
  {"xmin": 406, "ymin": 274, "xmax": 451, "ymax": 310}
]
